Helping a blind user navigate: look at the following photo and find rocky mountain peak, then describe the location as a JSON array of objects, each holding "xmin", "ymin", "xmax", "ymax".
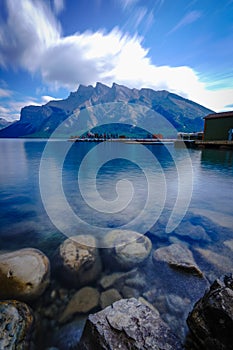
[
  {"xmin": 0, "ymin": 82, "xmax": 214, "ymax": 138},
  {"xmin": 77, "ymin": 84, "xmax": 95, "ymax": 97}
]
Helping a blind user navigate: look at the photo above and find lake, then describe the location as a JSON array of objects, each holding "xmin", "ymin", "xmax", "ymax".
[
  {"xmin": 1, "ymin": 138, "xmax": 232, "ymax": 250},
  {"xmin": 0, "ymin": 138, "xmax": 233, "ymax": 345}
]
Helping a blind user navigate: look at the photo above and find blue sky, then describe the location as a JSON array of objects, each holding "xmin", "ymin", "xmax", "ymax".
[{"xmin": 0, "ymin": 0, "xmax": 233, "ymax": 121}]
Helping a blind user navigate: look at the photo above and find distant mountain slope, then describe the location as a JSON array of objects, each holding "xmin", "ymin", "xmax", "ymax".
[
  {"xmin": 0, "ymin": 118, "xmax": 12, "ymax": 130},
  {"xmin": 0, "ymin": 83, "xmax": 214, "ymax": 138}
]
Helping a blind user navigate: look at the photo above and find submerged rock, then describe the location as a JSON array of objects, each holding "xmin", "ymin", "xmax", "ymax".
[
  {"xmin": 55, "ymin": 235, "xmax": 102, "ymax": 287},
  {"xmin": 187, "ymin": 274, "xmax": 233, "ymax": 350},
  {"xmin": 102, "ymin": 229, "xmax": 152, "ymax": 270},
  {"xmin": 174, "ymin": 221, "xmax": 211, "ymax": 242},
  {"xmin": 100, "ymin": 288, "xmax": 122, "ymax": 309},
  {"xmin": 122, "ymin": 285, "xmax": 140, "ymax": 298},
  {"xmin": 0, "ymin": 300, "xmax": 34, "ymax": 350},
  {"xmin": 78, "ymin": 298, "xmax": 184, "ymax": 349},
  {"xmin": 99, "ymin": 269, "xmax": 137, "ymax": 289},
  {"xmin": 59, "ymin": 287, "xmax": 100, "ymax": 323},
  {"xmin": 0, "ymin": 248, "xmax": 50, "ymax": 300},
  {"xmin": 153, "ymin": 243, "xmax": 203, "ymax": 276}
]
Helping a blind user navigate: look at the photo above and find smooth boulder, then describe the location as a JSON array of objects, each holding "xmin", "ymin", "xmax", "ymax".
[
  {"xmin": 78, "ymin": 298, "xmax": 183, "ymax": 349},
  {"xmin": 187, "ymin": 274, "xmax": 233, "ymax": 350},
  {"xmin": 0, "ymin": 300, "xmax": 34, "ymax": 350},
  {"xmin": 153, "ymin": 243, "xmax": 203, "ymax": 276},
  {"xmin": 0, "ymin": 248, "xmax": 50, "ymax": 300},
  {"xmin": 102, "ymin": 229, "xmax": 152, "ymax": 270},
  {"xmin": 55, "ymin": 235, "xmax": 102, "ymax": 287}
]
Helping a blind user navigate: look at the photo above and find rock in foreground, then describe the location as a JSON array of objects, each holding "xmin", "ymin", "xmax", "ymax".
[
  {"xmin": 55, "ymin": 235, "xmax": 102, "ymax": 287},
  {"xmin": 0, "ymin": 300, "xmax": 34, "ymax": 350},
  {"xmin": 79, "ymin": 298, "xmax": 183, "ymax": 349},
  {"xmin": 187, "ymin": 274, "xmax": 233, "ymax": 350},
  {"xmin": 0, "ymin": 248, "xmax": 50, "ymax": 300}
]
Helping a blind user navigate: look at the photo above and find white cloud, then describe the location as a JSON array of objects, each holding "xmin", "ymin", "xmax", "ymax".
[
  {"xmin": 0, "ymin": 0, "xmax": 232, "ymax": 113},
  {"xmin": 0, "ymin": 0, "xmax": 60, "ymax": 71},
  {"xmin": 41, "ymin": 95, "xmax": 61, "ymax": 103}
]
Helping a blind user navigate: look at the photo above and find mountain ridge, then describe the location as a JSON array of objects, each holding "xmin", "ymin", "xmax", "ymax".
[
  {"xmin": 0, "ymin": 118, "xmax": 13, "ymax": 130},
  {"xmin": 0, "ymin": 82, "xmax": 214, "ymax": 138}
]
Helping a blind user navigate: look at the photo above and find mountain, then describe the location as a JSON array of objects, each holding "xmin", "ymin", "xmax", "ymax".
[
  {"xmin": 0, "ymin": 83, "xmax": 214, "ymax": 138},
  {"xmin": 0, "ymin": 118, "xmax": 12, "ymax": 130}
]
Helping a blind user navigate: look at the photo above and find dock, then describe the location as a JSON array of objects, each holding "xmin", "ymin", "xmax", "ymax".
[
  {"xmin": 174, "ymin": 140, "xmax": 233, "ymax": 149},
  {"xmin": 194, "ymin": 140, "xmax": 233, "ymax": 149}
]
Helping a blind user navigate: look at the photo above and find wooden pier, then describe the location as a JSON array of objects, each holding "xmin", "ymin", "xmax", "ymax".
[
  {"xmin": 175, "ymin": 140, "xmax": 233, "ymax": 149},
  {"xmin": 194, "ymin": 140, "xmax": 233, "ymax": 149}
]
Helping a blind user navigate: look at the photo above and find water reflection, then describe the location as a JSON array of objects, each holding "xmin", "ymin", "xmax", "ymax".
[
  {"xmin": 201, "ymin": 148, "xmax": 233, "ymax": 170},
  {"xmin": 0, "ymin": 139, "xmax": 28, "ymax": 186},
  {"xmin": 0, "ymin": 140, "xmax": 232, "ymax": 252}
]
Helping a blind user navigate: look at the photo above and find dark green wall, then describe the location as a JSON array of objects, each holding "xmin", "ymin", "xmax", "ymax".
[{"xmin": 204, "ymin": 117, "xmax": 233, "ymax": 141}]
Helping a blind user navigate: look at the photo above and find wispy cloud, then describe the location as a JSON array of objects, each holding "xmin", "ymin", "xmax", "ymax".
[
  {"xmin": 168, "ymin": 10, "xmax": 202, "ymax": 35},
  {"xmin": 53, "ymin": 0, "xmax": 65, "ymax": 14},
  {"xmin": 117, "ymin": 0, "xmax": 154, "ymax": 33},
  {"xmin": 0, "ymin": 88, "xmax": 12, "ymax": 98},
  {"xmin": 0, "ymin": 0, "xmax": 61, "ymax": 71},
  {"xmin": 118, "ymin": 0, "xmax": 139, "ymax": 11}
]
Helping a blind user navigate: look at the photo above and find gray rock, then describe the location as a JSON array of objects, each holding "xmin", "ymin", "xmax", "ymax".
[
  {"xmin": 55, "ymin": 235, "xmax": 102, "ymax": 287},
  {"xmin": 0, "ymin": 248, "xmax": 50, "ymax": 301},
  {"xmin": 59, "ymin": 287, "xmax": 100, "ymax": 323},
  {"xmin": 187, "ymin": 274, "xmax": 233, "ymax": 350},
  {"xmin": 102, "ymin": 229, "xmax": 152, "ymax": 270},
  {"xmin": 100, "ymin": 288, "xmax": 122, "ymax": 309},
  {"xmin": 99, "ymin": 269, "xmax": 137, "ymax": 289},
  {"xmin": 165, "ymin": 294, "xmax": 191, "ymax": 315},
  {"xmin": 78, "ymin": 298, "xmax": 184, "ymax": 349},
  {"xmin": 125, "ymin": 270, "xmax": 147, "ymax": 290},
  {"xmin": 153, "ymin": 244, "xmax": 203, "ymax": 276},
  {"xmin": 0, "ymin": 300, "xmax": 34, "ymax": 350},
  {"xmin": 122, "ymin": 285, "xmax": 140, "ymax": 299},
  {"xmin": 143, "ymin": 287, "xmax": 158, "ymax": 303},
  {"xmin": 138, "ymin": 297, "xmax": 160, "ymax": 315},
  {"xmin": 174, "ymin": 221, "xmax": 211, "ymax": 242}
]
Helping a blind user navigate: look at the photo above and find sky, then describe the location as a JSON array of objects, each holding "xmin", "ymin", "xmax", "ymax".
[{"xmin": 0, "ymin": 0, "xmax": 233, "ymax": 121}]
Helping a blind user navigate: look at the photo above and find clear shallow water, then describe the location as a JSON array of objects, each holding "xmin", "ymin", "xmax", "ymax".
[
  {"xmin": 0, "ymin": 139, "xmax": 232, "ymax": 252},
  {"xmin": 1, "ymin": 138, "xmax": 233, "ymax": 346}
]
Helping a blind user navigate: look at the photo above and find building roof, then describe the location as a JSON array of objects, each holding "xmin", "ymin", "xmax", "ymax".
[{"xmin": 204, "ymin": 111, "xmax": 233, "ymax": 120}]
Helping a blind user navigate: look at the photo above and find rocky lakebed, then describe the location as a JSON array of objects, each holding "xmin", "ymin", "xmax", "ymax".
[{"xmin": 0, "ymin": 214, "xmax": 233, "ymax": 350}]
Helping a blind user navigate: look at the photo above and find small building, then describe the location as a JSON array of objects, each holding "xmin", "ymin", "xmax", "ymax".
[
  {"xmin": 177, "ymin": 132, "xmax": 203, "ymax": 140},
  {"xmin": 203, "ymin": 111, "xmax": 233, "ymax": 141},
  {"xmin": 152, "ymin": 133, "xmax": 163, "ymax": 139}
]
